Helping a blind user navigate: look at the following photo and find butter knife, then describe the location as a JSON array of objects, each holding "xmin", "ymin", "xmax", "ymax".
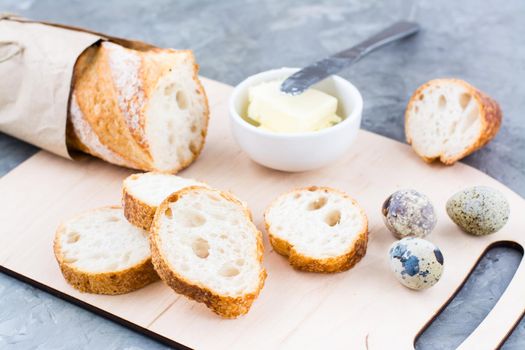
[{"xmin": 280, "ymin": 21, "xmax": 420, "ymax": 95}]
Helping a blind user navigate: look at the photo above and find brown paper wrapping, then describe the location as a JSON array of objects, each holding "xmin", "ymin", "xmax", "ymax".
[{"xmin": 0, "ymin": 14, "xmax": 156, "ymax": 159}]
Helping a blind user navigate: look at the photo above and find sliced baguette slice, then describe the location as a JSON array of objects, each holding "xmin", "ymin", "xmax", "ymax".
[
  {"xmin": 123, "ymin": 172, "xmax": 208, "ymax": 230},
  {"xmin": 150, "ymin": 187, "xmax": 266, "ymax": 318},
  {"xmin": 53, "ymin": 206, "xmax": 158, "ymax": 295},
  {"xmin": 405, "ymin": 79, "xmax": 502, "ymax": 165},
  {"xmin": 264, "ymin": 186, "xmax": 368, "ymax": 273}
]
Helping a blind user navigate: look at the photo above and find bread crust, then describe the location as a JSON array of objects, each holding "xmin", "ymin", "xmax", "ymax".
[
  {"xmin": 122, "ymin": 172, "xmax": 210, "ymax": 231},
  {"xmin": 72, "ymin": 43, "xmax": 150, "ymax": 169},
  {"xmin": 122, "ymin": 173, "xmax": 158, "ymax": 231},
  {"xmin": 53, "ymin": 206, "xmax": 159, "ymax": 295},
  {"xmin": 68, "ymin": 42, "xmax": 210, "ymax": 173},
  {"xmin": 150, "ymin": 187, "xmax": 267, "ymax": 318},
  {"xmin": 264, "ymin": 186, "xmax": 369, "ymax": 273},
  {"xmin": 405, "ymin": 78, "xmax": 502, "ymax": 165}
]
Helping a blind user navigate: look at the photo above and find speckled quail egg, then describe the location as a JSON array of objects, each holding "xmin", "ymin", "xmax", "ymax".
[
  {"xmin": 446, "ymin": 186, "xmax": 509, "ymax": 236},
  {"xmin": 389, "ymin": 237, "xmax": 444, "ymax": 290},
  {"xmin": 382, "ymin": 189, "xmax": 437, "ymax": 239}
]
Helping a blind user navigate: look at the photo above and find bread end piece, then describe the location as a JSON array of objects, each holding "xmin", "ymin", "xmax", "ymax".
[
  {"xmin": 150, "ymin": 187, "xmax": 266, "ymax": 318},
  {"xmin": 69, "ymin": 42, "xmax": 209, "ymax": 173},
  {"xmin": 405, "ymin": 78, "xmax": 502, "ymax": 165}
]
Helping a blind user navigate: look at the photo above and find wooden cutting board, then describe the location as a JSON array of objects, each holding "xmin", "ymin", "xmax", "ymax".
[{"xmin": 0, "ymin": 78, "xmax": 524, "ymax": 350}]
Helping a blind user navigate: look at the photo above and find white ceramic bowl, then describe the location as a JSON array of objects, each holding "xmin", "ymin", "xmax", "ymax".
[{"xmin": 228, "ymin": 67, "xmax": 363, "ymax": 172}]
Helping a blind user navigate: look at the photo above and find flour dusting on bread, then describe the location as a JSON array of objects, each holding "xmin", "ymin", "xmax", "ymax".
[
  {"xmin": 68, "ymin": 41, "xmax": 209, "ymax": 173},
  {"xmin": 105, "ymin": 41, "xmax": 146, "ymax": 146},
  {"xmin": 69, "ymin": 94, "xmax": 130, "ymax": 167}
]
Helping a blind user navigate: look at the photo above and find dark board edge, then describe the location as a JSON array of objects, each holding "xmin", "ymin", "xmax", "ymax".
[{"xmin": 0, "ymin": 265, "xmax": 192, "ymax": 350}]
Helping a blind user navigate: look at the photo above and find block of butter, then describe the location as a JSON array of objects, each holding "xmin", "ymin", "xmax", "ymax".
[{"xmin": 247, "ymin": 81, "xmax": 342, "ymax": 133}]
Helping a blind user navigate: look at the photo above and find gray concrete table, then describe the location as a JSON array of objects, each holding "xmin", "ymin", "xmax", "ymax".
[{"xmin": 1, "ymin": 0, "xmax": 524, "ymax": 349}]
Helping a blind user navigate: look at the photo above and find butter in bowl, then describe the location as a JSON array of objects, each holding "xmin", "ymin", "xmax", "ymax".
[
  {"xmin": 229, "ymin": 67, "xmax": 363, "ymax": 172},
  {"xmin": 246, "ymin": 80, "xmax": 342, "ymax": 133}
]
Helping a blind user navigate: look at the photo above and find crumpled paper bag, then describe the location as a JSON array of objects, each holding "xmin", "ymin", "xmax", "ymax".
[{"xmin": 0, "ymin": 14, "xmax": 155, "ymax": 159}]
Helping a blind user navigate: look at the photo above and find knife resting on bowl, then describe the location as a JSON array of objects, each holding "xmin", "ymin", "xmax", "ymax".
[{"xmin": 280, "ymin": 21, "xmax": 420, "ymax": 95}]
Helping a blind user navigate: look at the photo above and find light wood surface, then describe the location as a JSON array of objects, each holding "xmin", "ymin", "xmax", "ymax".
[{"xmin": 0, "ymin": 78, "xmax": 523, "ymax": 350}]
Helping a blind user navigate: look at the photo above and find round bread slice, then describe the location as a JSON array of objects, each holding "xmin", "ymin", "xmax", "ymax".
[
  {"xmin": 264, "ymin": 186, "xmax": 368, "ymax": 273},
  {"xmin": 405, "ymin": 78, "xmax": 502, "ymax": 165},
  {"xmin": 122, "ymin": 172, "xmax": 208, "ymax": 230},
  {"xmin": 150, "ymin": 187, "xmax": 266, "ymax": 318},
  {"xmin": 53, "ymin": 206, "xmax": 158, "ymax": 295}
]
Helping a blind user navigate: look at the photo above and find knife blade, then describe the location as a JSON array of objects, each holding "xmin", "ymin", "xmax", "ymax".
[{"xmin": 280, "ymin": 21, "xmax": 420, "ymax": 95}]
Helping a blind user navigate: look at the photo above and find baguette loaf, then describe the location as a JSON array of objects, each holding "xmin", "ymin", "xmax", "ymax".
[
  {"xmin": 53, "ymin": 206, "xmax": 158, "ymax": 295},
  {"xmin": 150, "ymin": 187, "xmax": 266, "ymax": 318},
  {"xmin": 67, "ymin": 41, "xmax": 209, "ymax": 172},
  {"xmin": 123, "ymin": 172, "xmax": 208, "ymax": 230},
  {"xmin": 264, "ymin": 186, "xmax": 368, "ymax": 273},
  {"xmin": 405, "ymin": 79, "xmax": 502, "ymax": 165}
]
